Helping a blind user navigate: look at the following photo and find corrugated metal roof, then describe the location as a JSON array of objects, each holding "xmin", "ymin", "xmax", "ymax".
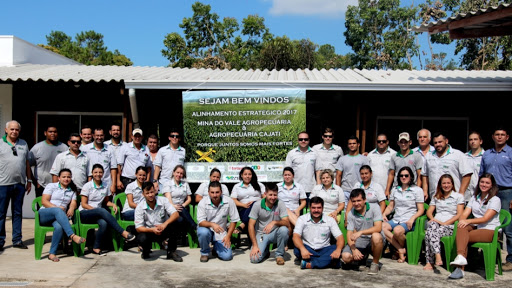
[
  {"xmin": 0, "ymin": 64, "xmax": 511, "ymax": 91},
  {"xmin": 413, "ymin": 3, "xmax": 512, "ymax": 33}
]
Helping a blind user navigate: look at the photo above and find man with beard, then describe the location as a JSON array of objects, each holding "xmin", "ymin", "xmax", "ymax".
[{"xmin": 83, "ymin": 128, "xmax": 117, "ymax": 194}]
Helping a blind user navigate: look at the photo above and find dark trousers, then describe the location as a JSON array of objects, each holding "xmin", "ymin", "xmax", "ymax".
[
  {"xmin": 120, "ymin": 177, "xmax": 135, "ymax": 193},
  {"xmin": 137, "ymin": 224, "xmax": 177, "ymax": 255}
]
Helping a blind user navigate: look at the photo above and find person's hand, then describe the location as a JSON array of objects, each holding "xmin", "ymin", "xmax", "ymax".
[
  {"xmin": 458, "ymin": 219, "xmax": 470, "ymax": 228},
  {"xmin": 329, "ymin": 211, "xmax": 338, "ymax": 219},
  {"xmin": 385, "ymin": 190, "xmax": 390, "ymax": 198},
  {"xmin": 151, "ymin": 227, "xmax": 161, "ymax": 235},
  {"xmin": 59, "ymin": 206, "xmax": 66, "ymax": 212},
  {"xmin": 66, "ymin": 208, "xmax": 74, "ymax": 218},
  {"xmin": 174, "ymin": 204, "xmax": 183, "ymax": 212},
  {"xmin": 424, "ymin": 191, "xmax": 428, "ymax": 201},
  {"xmin": 406, "ymin": 219, "xmax": 414, "ymax": 230},
  {"xmin": 154, "ymin": 224, "xmax": 166, "ymax": 234},
  {"xmin": 294, "ymin": 208, "xmax": 301, "ymax": 216},
  {"xmin": 330, "ymin": 248, "xmax": 341, "ymax": 260},
  {"xmin": 300, "ymin": 247, "xmax": 312, "ymax": 260},
  {"xmin": 222, "ymin": 235, "xmax": 231, "ymax": 248},
  {"xmin": 211, "ymin": 223, "xmax": 224, "ymax": 234},
  {"xmin": 117, "ymin": 181, "xmax": 124, "ymax": 190},
  {"xmin": 25, "ymin": 182, "xmax": 32, "ymax": 195},
  {"xmin": 263, "ymin": 221, "xmax": 275, "ymax": 234},
  {"xmin": 111, "ymin": 205, "xmax": 118, "ymax": 215},
  {"xmin": 352, "ymin": 248, "xmax": 364, "ymax": 261},
  {"xmin": 383, "ymin": 214, "xmax": 389, "ymax": 222},
  {"xmin": 153, "ymin": 182, "xmax": 159, "ymax": 192},
  {"xmin": 244, "ymin": 202, "xmax": 253, "ymax": 209},
  {"xmin": 110, "ymin": 184, "xmax": 116, "ymax": 194},
  {"xmin": 250, "ymin": 246, "xmax": 262, "ymax": 261},
  {"xmin": 350, "ymin": 231, "xmax": 362, "ymax": 242}
]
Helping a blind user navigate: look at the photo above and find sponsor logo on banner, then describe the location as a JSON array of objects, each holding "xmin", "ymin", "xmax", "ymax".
[
  {"xmin": 208, "ymin": 166, "xmax": 226, "ymax": 173},
  {"xmin": 186, "ymin": 165, "xmax": 205, "ymax": 173},
  {"xmin": 224, "ymin": 175, "xmax": 240, "ymax": 181},
  {"xmin": 257, "ymin": 174, "xmax": 268, "ymax": 181},
  {"xmin": 266, "ymin": 164, "xmax": 284, "ymax": 171},
  {"xmin": 228, "ymin": 165, "xmax": 264, "ymax": 172}
]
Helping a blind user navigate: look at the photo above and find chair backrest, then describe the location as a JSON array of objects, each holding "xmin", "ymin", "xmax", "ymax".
[
  {"xmin": 499, "ymin": 209, "xmax": 512, "ymax": 229},
  {"xmin": 32, "ymin": 196, "xmax": 42, "ymax": 213},
  {"xmin": 114, "ymin": 192, "xmax": 127, "ymax": 208}
]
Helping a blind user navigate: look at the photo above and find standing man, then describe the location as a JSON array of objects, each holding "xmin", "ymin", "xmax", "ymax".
[
  {"xmin": 29, "ymin": 125, "xmax": 68, "ymax": 197},
  {"xmin": 196, "ymin": 181, "xmax": 240, "ymax": 262},
  {"xmin": 50, "ymin": 133, "xmax": 90, "ymax": 192},
  {"xmin": 479, "ymin": 127, "xmax": 512, "ymax": 270},
  {"xmin": 80, "ymin": 126, "xmax": 93, "ymax": 148},
  {"xmin": 153, "ymin": 129, "xmax": 186, "ymax": 191},
  {"xmin": 83, "ymin": 128, "xmax": 117, "ymax": 194},
  {"xmin": 341, "ymin": 189, "xmax": 383, "ymax": 274},
  {"xmin": 367, "ymin": 133, "xmax": 395, "ymax": 191},
  {"xmin": 146, "ymin": 134, "xmax": 159, "ymax": 185},
  {"xmin": 117, "ymin": 128, "xmax": 151, "ymax": 191},
  {"xmin": 413, "ymin": 129, "xmax": 435, "ymax": 160},
  {"xmin": 293, "ymin": 196, "xmax": 344, "ymax": 269},
  {"xmin": 286, "ymin": 131, "xmax": 317, "ymax": 199},
  {"xmin": 105, "ymin": 124, "xmax": 125, "ymax": 158},
  {"xmin": 135, "ymin": 182, "xmax": 182, "ymax": 261},
  {"xmin": 248, "ymin": 183, "xmax": 290, "ymax": 265},
  {"xmin": 465, "ymin": 131, "xmax": 484, "ymax": 202},
  {"xmin": 312, "ymin": 128, "xmax": 343, "ymax": 184},
  {"xmin": 0, "ymin": 121, "xmax": 33, "ymax": 250},
  {"xmin": 335, "ymin": 136, "xmax": 369, "ymax": 204},
  {"xmin": 422, "ymin": 132, "xmax": 472, "ymax": 200},
  {"xmin": 385, "ymin": 132, "xmax": 423, "ymax": 198}
]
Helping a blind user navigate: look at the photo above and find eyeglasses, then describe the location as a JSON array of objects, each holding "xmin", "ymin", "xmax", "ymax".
[
  {"xmin": 298, "ymin": 138, "xmax": 309, "ymax": 142},
  {"xmin": 377, "ymin": 140, "xmax": 387, "ymax": 144},
  {"xmin": 11, "ymin": 146, "xmax": 17, "ymax": 156},
  {"xmin": 169, "ymin": 135, "xmax": 180, "ymax": 138},
  {"xmin": 69, "ymin": 140, "xmax": 81, "ymax": 144},
  {"xmin": 399, "ymin": 174, "xmax": 410, "ymax": 178},
  {"xmin": 323, "ymin": 135, "xmax": 333, "ymax": 138}
]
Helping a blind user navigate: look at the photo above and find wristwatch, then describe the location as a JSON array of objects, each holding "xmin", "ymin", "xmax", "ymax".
[{"xmin": 152, "ymin": 179, "xmax": 158, "ymax": 183}]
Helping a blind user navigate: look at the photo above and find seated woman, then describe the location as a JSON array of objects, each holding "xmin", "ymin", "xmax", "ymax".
[
  {"xmin": 195, "ymin": 168, "xmax": 230, "ymax": 203},
  {"xmin": 79, "ymin": 164, "xmax": 135, "ymax": 255},
  {"xmin": 277, "ymin": 167, "xmax": 306, "ymax": 226},
  {"xmin": 310, "ymin": 169, "xmax": 345, "ymax": 222},
  {"xmin": 121, "ymin": 166, "xmax": 147, "ymax": 221},
  {"xmin": 449, "ymin": 173, "xmax": 501, "ymax": 279},
  {"xmin": 162, "ymin": 165, "xmax": 197, "ymax": 230},
  {"xmin": 424, "ymin": 174, "xmax": 464, "ymax": 270},
  {"xmin": 382, "ymin": 166, "xmax": 424, "ymax": 263},
  {"xmin": 39, "ymin": 168, "xmax": 86, "ymax": 262},
  {"xmin": 348, "ymin": 165, "xmax": 386, "ymax": 214},
  {"xmin": 231, "ymin": 166, "xmax": 266, "ymax": 234}
]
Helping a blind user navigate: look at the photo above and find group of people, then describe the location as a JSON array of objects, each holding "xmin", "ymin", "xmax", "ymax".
[{"xmin": 1, "ymin": 121, "xmax": 512, "ymax": 279}]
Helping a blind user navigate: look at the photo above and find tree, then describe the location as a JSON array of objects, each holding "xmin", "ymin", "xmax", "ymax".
[
  {"xmin": 344, "ymin": 0, "xmax": 418, "ymax": 70},
  {"xmin": 40, "ymin": 30, "xmax": 133, "ymax": 66}
]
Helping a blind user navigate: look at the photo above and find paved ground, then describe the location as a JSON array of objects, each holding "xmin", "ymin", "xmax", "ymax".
[{"xmin": 1, "ymin": 218, "xmax": 511, "ymax": 288}]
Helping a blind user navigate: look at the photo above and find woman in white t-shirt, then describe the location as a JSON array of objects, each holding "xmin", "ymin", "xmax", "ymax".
[
  {"xmin": 423, "ymin": 174, "xmax": 464, "ymax": 270},
  {"xmin": 121, "ymin": 166, "xmax": 147, "ymax": 221},
  {"xmin": 194, "ymin": 168, "xmax": 230, "ymax": 203},
  {"xmin": 348, "ymin": 165, "xmax": 386, "ymax": 214},
  {"xmin": 162, "ymin": 165, "xmax": 196, "ymax": 230},
  {"xmin": 231, "ymin": 166, "xmax": 266, "ymax": 234},
  {"xmin": 80, "ymin": 164, "xmax": 135, "ymax": 255},
  {"xmin": 277, "ymin": 167, "xmax": 306, "ymax": 226},
  {"xmin": 449, "ymin": 173, "xmax": 502, "ymax": 279},
  {"xmin": 310, "ymin": 169, "xmax": 345, "ymax": 222}
]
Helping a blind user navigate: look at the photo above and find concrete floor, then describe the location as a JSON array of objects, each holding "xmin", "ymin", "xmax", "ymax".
[{"xmin": 0, "ymin": 218, "xmax": 511, "ymax": 288}]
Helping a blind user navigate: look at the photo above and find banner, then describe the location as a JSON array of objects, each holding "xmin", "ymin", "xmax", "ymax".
[{"xmin": 183, "ymin": 89, "xmax": 306, "ymax": 182}]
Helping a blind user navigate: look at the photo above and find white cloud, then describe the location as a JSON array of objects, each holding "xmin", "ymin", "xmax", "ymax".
[{"xmin": 268, "ymin": 0, "xmax": 359, "ymax": 18}]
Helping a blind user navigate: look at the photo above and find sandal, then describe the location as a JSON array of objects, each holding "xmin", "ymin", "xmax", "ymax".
[
  {"xmin": 70, "ymin": 234, "xmax": 86, "ymax": 245},
  {"xmin": 48, "ymin": 255, "xmax": 60, "ymax": 262}
]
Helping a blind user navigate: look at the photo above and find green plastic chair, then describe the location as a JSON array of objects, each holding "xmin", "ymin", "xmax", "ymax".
[
  {"xmin": 338, "ymin": 211, "xmax": 348, "ymax": 244},
  {"xmin": 440, "ymin": 221, "xmax": 458, "ymax": 272},
  {"xmin": 406, "ymin": 203, "xmax": 429, "ymax": 265},
  {"xmin": 111, "ymin": 193, "xmax": 135, "ymax": 252},
  {"xmin": 471, "ymin": 209, "xmax": 511, "ymax": 281},
  {"xmin": 31, "ymin": 196, "xmax": 80, "ymax": 259}
]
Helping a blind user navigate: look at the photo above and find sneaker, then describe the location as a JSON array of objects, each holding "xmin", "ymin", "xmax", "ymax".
[
  {"xmin": 300, "ymin": 260, "xmax": 312, "ymax": 269},
  {"xmin": 368, "ymin": 262, "xmax": 379, "ymax": 275},
  {"xmin": 502, "ymin": 261, "xmax": 512, "ymax": 271},
  {"xmin": 276, "ymin": 257, "xmax": 285, "ymax": 265},
  {"xmin": 141, "ymin": 253, "xmax": 150, "ymax": 259},
  {"xmin": 200, "ymin": 255, "xmax": 209, "ymax": 263},
  {"xmin": 448, "ymin": 267, "xmax": 465, "ymax": 279},
  {"xmin": 167, "ymin": 251, "xmax": 183, "ymax": 262},
  {"xmin": 126, "ymin": 233, "xmax": 136, "ymax": 242},
  {"xmin": 450, "ymin": 254, "xmax": 468, "ymax": 266},
  {"xmin": 13, "ymin": 242, "xmax": 28, "ymax": 249}
]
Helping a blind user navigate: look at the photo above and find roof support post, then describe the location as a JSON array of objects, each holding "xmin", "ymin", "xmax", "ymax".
[{"xmin": 128, "ymin": 88, "xmax": 139, "ymax": 129}]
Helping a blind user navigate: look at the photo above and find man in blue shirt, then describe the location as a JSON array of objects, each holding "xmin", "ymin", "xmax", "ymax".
[{"xmin": 479, "ymin": 126, "xmax": 512, "ymax": 270}]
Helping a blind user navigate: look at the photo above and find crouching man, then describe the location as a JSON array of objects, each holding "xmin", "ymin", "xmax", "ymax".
[
  {"xmin": 135, "ymin": 182, "xmax": 181, "ymax": 261},
  {"xmin": 341, "ymin": 188, "xmax": 384, "ymax": 275},
  {"xmin": 248, "ymin": 183, "xmax": 290, "ymax": 265},
  {"xmin": 293, "ymin": 196, "xmax": 344, "ymax": 269},
  {"xmin": 197, "ymin": 181, "xmax": 240, "ymax": 262}
]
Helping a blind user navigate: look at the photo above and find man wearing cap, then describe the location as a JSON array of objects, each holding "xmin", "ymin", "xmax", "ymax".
[
  {"xmin": 286, "ymin": 131, "xmax": 316, "ymax": 197},
  {"xmin": 117, "ymin": 128, "xmax": 151, "ymax": 191},
  {"xmin": 367, "ymin": 133, "xmax": 395, "ymax": 191},
  {"xmin": 313, "ymin": 128, "xmax": 343, "ymax": 184},
  {"xmin": 83, "ymin": 128, "xmax": 117, "ymax": 194},
  {"xmin": 153, "ymin": 129, "xmax": 186, "ymax": 191},
  {"xmin": 385, "ymin": 132, "xmax": 423, "ymax": 198},
  {"xmin": 50, "ymin": 133, "xmax": 90, "ymax": 192},
  {"xmin": 421, "ymin": 132, "xmax": 472, "ymax": 200},
  {"xmin": 0, "ymin": 120, "xmax": 33, "ymax": 250},
  {"xmin": 335, "ymin": 136, "xmax": 369, "ymax": 204},
  {"xmin": 29, "ymin": 125, "xmax": 68, "ymax": 197}
]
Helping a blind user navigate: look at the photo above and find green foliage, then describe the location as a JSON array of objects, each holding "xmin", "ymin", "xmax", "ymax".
[
  {"xmin": 41, "ymin": 30, "xmax": 132, "ymax": 66},
  {"xmin": 344, "ymin": 0, "xmax": 418, "ymax": 70}
]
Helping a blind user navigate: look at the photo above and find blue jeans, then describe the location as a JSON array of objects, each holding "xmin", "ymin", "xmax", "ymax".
[
  {"xmin": 39, "ymin": 207, "xmax": 75, "ymax": 255},
  {"xmin": 294, "ymin": 244, "xmax": 339, "ymax": 269},
  {"xmin": 0, "ymin": 183, "xmax": 25, "ymax": 247},
  {"xmin": 177, "ymin": 207, "xmax": 197, "ymax": 230},
  {"xmin": 197, "ymin": 226, "xmax": 233, "ymax": 260},
  {"xmin": 122, "ymin": 210, "xmax": 135, "ymax": 221},
  {"xmin": 80, "ymin": 208, "xmax": 125, "ymax": 249},
  {"xmin": 250, "ymin": 226, "xmax": 289, "ymax": 263},
  {"xmin": 239, "ymin": 202, "xmax": 256, "ymax": 228},
  {"xmin": 498, "ymin": 188, "xmax": 512, "ymax": 263}
]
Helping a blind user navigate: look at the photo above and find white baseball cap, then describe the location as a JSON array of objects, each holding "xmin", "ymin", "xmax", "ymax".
[{"xmin": 132, "ymin": 128, "xmax": 143, "ymax": 136}]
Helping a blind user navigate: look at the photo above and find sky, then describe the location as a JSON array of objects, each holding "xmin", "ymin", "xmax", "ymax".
[{"xmin": 1, "ymin": 0, "xmax": 455, "ymax": 68}]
